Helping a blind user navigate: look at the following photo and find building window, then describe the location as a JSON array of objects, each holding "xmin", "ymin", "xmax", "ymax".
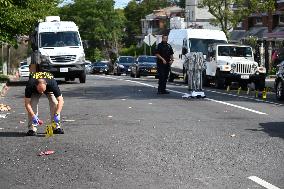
[
  {"xmin": 255, "ymin": 17, "xmax": 262, "ymax": 25},
  {"xmin": 237, "ymin": 22, "xmax": 242, "ymax": 28},
  {"xmin": 279, "ymin": 15, "xmax": 284, "ymax": 25}
]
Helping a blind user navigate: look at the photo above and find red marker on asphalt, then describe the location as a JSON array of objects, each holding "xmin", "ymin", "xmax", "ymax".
[
  {"xmin": 38, "ymin": 120, "xmax": 43, "ymax": 125},
  {"xmin": 38, "ymin": 150, "xmax": 55, "ymax": 156}
]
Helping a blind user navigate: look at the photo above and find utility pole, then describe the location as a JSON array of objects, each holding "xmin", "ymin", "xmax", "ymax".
[
  {"xmin": 1, "ymin": 42, "xmax": 4, "ymax": 74},
  {"xmin": 7, "ymin": 45, "xmax": 10, "ymax": 75}
]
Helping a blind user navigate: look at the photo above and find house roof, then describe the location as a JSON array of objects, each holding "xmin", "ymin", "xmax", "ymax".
[
  {"xmin": 244, "ymin": 27, "xmax": 268, "ymax": 38},
  {"xmin": 264, "ymin": 26, "xmax": 284, "ymax": 39},
  {"xmin": 145, "ymin": 6, "xmax": 183, "ymax": 20}
]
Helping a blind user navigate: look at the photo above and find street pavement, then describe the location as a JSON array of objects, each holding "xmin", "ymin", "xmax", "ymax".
[{"xmin": 0, "ymin": 75, "xmax": 283, "ymax": 189}]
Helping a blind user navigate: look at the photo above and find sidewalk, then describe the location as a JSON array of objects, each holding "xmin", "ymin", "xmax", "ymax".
[{"xmin": 0, "ymin": 74, "xmax": 22, "ymax": 97}]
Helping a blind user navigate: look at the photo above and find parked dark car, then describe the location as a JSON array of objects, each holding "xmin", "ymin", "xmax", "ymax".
[
  {"xmin": 91, "ymin": 61, "xmax": 110, "ymax": 74},
  {"xmin": 275, "ymin": 60, "xmax": 284, "ymax": 100},
  {"xmin": 113, "ymin": 56, "xmax": 135, "ymax": 75},
  {"xmin": 130, "ymin": 55, "xmax": 158, "ymax": 78}
]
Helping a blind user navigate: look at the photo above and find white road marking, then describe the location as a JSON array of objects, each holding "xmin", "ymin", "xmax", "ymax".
[
  {"xmin": 248, "ymin": 176, "xmax": 280, "ymax": 189},
  {"xmin": 96, "ymin": 75, "xmax": 268, "ymax": 115},
  {"xmin": 63, "ymin": 120, "xmax": 75, "ymax": 122},
  {"xmin": 206, "ymin": 98, "xmax": 267, "ymax": 115},
  {"xmin": 205, "ymin": 89, "xmax": 283, "ymax": 106}
]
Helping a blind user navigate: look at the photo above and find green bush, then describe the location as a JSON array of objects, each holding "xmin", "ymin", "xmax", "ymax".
[
  {"xmin": 119, "ymin": 44, "xmax": 157, "ymax": 57},
  {"xmin": 269, "ymin": 67, "xmax": 277, "ymax": 75},
  {"xmin": 0, "ymin": 74, "xmax": 9, "ymax": 83}
]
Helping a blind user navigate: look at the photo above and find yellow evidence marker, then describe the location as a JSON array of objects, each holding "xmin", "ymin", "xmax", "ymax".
[{"xmin": 45, "ymin": 122, "xmax": 57, "ymax": 137}]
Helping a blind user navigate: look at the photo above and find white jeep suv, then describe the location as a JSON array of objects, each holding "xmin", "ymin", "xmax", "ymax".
[{"xmin": 204, "ymin": 44, "xmax": 266, "ymax": 90}]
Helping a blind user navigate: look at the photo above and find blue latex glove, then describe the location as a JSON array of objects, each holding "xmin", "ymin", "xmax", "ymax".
[
  {"xmin": 53, "ymin": 113, "xmax": 60, "ymax": 124},
  {"xmin": 32, "ymin": 115, "xmax": 39, "ymax": 125}
]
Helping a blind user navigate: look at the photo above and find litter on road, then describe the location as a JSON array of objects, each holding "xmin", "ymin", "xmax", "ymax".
[
  {"xmin": 38, "ymin": 150, "xmax": 55, "ymax": 156},
  {"xmin": 0, "ymin": 103, "xmax": 11, "ymax": 111},
  {"xmin": 0, "ymin": 114, "xmax": 7, "ymax": 118}
]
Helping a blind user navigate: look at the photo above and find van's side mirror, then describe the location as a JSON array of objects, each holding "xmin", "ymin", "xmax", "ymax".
[
  {"xmin": 82, "ymin": 41, "xmax": 88, "ymax": 49},
  {"xmin": 182, "ymin": 47, "xmax": 188, "ymax": 55},
  {"xmin": 31, "ymin": 43, "xmax": 37, "ymax": 51}
]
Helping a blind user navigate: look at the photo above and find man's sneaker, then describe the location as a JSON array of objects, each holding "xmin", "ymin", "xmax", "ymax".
[
  {"xmin": 26, "ymin": 130, "xmax": 37, "ymax": 136},
  {"xmin": 53, "ymin": 128, "xmax": 64, "ymax": 134}
]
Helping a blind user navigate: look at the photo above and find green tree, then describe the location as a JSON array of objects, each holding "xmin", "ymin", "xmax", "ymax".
[
  {"xmin": 124, "ymin": 0, "xmax": 173, "ymax": 47},
  {"xmin": 60, "ymin": 0, "xmax": 126, "ymax": 60},
  {"xmin": 0, "ymin": 0, "xmax": 61, "ymax": 45},
  {"xmin": 199, "ymin": 0, "xmax": 276, "ymax": 39},
  {"xmin": 177, "ymin": 0, "xmax": 185, "ymax": 8}
]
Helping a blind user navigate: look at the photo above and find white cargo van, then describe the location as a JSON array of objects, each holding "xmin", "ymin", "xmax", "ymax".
[
  {"xmin": 30, "ymin": 16, "xmax": 86, "ymax": 83},
  {"xmin": 168, "ymin": 29, "xmax": 227, "ymax": 82}
]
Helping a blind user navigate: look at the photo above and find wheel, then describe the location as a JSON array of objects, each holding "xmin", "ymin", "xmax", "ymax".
[
  {"xmin": 168, "ymin": 72, "xmax": 175, "ymax": 82},
  {"xmin": 215, "ymin": 71, "xmax": 225, "ymax": 89},
  {"xmin": 70, "ymin": 77, "xmax": 75, "ymax": 81},
  {"xmin": 255, "ymin": 78, "xmax": 265, "ymax": 91},
  {"xmin": 239, "ymin": 81, "xmax": 248, "ymax": 90},
  {"xmin": 276, "ymin": 80, "xmax": 284, "ymax": 100},
  {"xmin": 135, "ymin": 72, "xmax": 140, "ymax": 78},
  {"xmin": 65, "ymin": 77, "xmax": 70, "ymax": 82},
  {"xmin": 113, "ymin": 68, "xmax": 118, "ymax": 75},
  {"xmin": 79, "ymin": 71, "xmax": 86, "ymax": 83}
]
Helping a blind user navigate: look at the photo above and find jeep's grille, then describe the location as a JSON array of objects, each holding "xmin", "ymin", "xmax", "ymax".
[
  {"xmin": 50, "ymin": 55, "xmax": 76, "ymax": 63},
  {"xmin": 236, "ymin": 63, "xmax": 253, "ymax": 74}
]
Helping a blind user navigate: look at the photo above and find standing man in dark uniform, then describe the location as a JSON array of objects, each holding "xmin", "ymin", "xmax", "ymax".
[
  {"xmin": 155, "ymin": 34, "xmax": 174, "ymax": 94},
  {"xmin": 24, "ymin": 72, "xmax": 64, "ymax": 136}
]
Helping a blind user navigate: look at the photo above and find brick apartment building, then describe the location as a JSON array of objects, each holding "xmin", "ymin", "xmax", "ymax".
[{"xmin": 232, "ymin": 0, "xmax": 284, "ymax": 43}]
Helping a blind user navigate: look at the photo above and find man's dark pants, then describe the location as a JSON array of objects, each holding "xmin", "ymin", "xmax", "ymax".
[{"xmin": 157, "ymin": 63, "xmax": 170, "ymax": 92}]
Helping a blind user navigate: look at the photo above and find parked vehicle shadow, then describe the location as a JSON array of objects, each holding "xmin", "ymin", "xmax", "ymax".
[
  {"xmin": 0, "ymin": 132, "xmax": 26, "ymax": 137},
  {"xmin": 247, "ymin": 122, "xmax": 284, "ymax": 139}
]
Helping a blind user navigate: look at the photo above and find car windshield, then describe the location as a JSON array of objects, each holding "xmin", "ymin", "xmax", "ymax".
[
  {"xmin": 138, "ymin": 56, "xmax": 157, "ymax": 63},
  {"xmin": 218, "ymin": 46, "xmax": 253, "ymax": 57},
  {"xmin": 40, "ymin": 31, "xmax": 81, "ymax": 47},
  {"xmin": 94, "ymin": 62, "xmax": 108, "ymax": 66},
  {"xmin": 119, "ymin": 57, "xmax": 134, "ymax": 64},
  {"xmin": 21, "ymin": 65, "xmax": 29, "ymax": 69},
  {"xmin": 189, "ymin": 38, "xmax": 227, "ymax": 54}
]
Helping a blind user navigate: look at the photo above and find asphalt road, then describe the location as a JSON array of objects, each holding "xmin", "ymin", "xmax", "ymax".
[{"xmin": 0, "ymin": 75, "xmax": 283, "ymax": 189}]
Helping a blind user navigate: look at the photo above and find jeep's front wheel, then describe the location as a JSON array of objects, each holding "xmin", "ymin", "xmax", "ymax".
[
  {"xmin": 215, "ymin": 70, "xmax": 225, "ymax": 89},
  {"xmin": 255, "ymin": 78, "xmax": 265, "ymax": 91}
]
